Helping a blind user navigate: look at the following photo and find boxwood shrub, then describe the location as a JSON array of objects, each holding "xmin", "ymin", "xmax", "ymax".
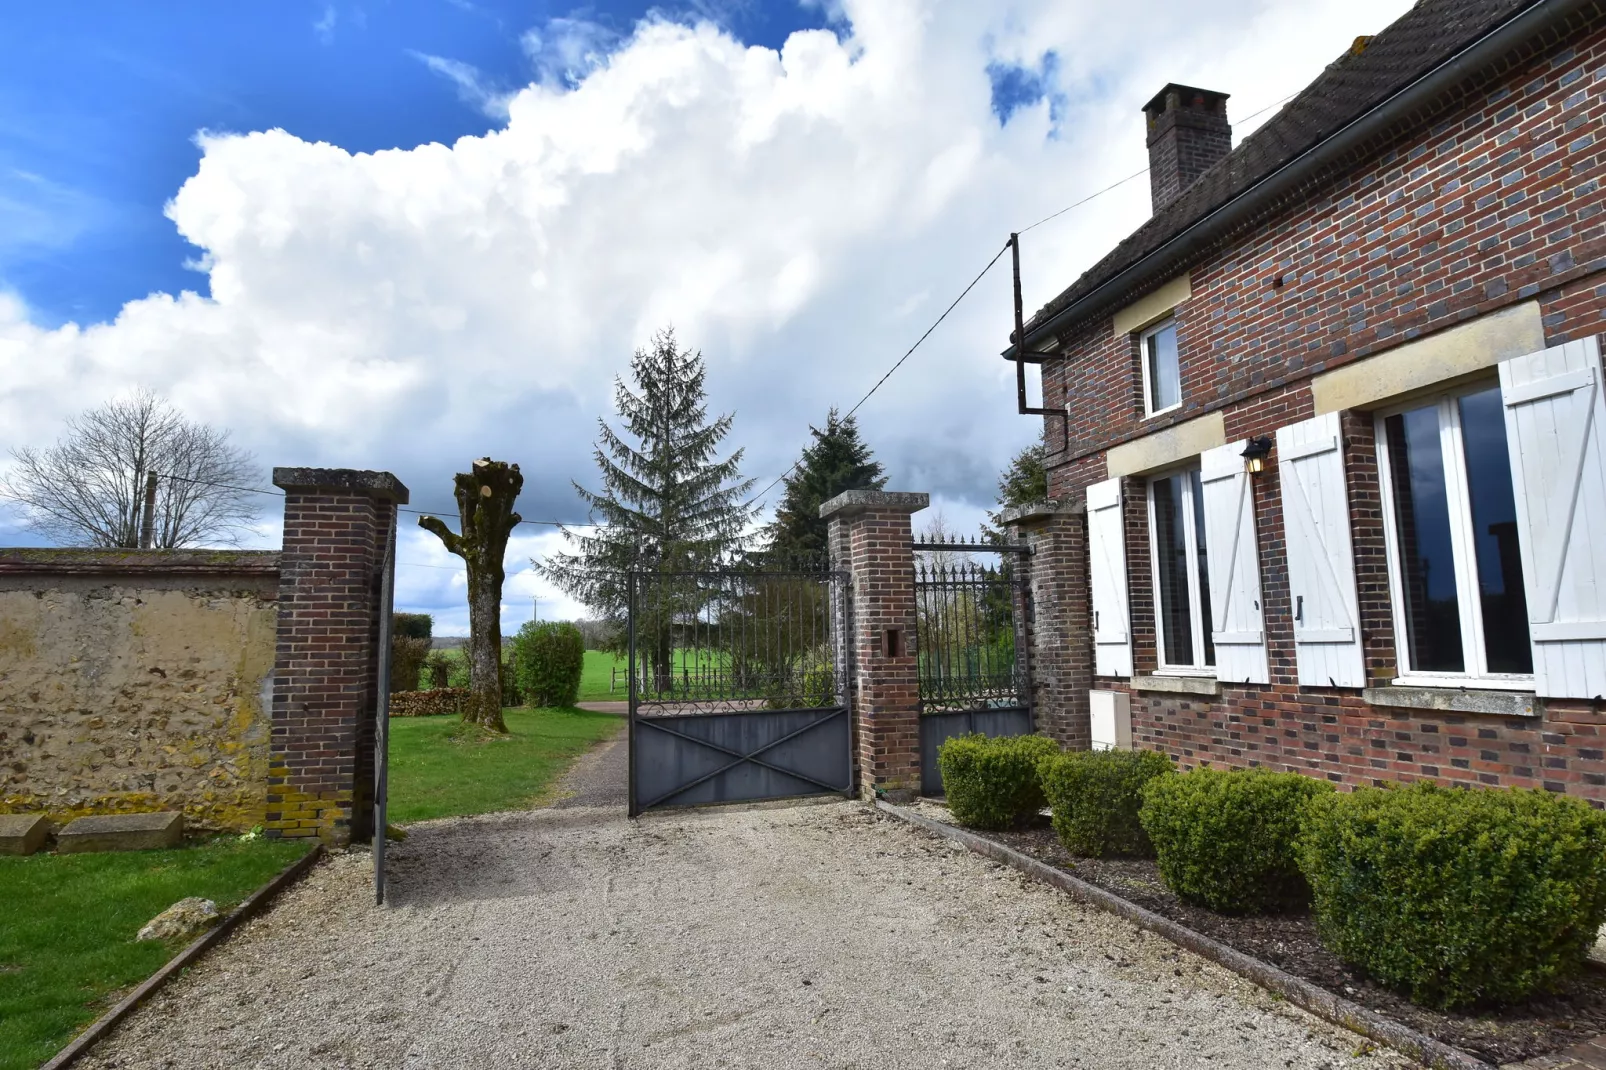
[
  {"xmin": 1139, "ymin": 767, "xmax": 1332, "ymax": 914},
  {"xmin": 937, "ymin": 733, "xmax": 1061, "ymax": 830},
  {"xmin": 1300, "ymin": 782, "xmax": 1606, "ymax": 1009},
  {"xmin": 1038, "ymin": 749, "xmax": 1173, "ymax": 857}
]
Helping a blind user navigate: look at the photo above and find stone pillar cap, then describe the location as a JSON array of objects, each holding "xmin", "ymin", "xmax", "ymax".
[
  {"xmin": 819, "ymin": 489, "xmax": 929, "ymax": 521},
  {"xmin": 999, "ymin": 499, "xmax": 1084, "ymax": 526},
  {"xmin": 272, "ymin": 468, "xmax": 410, "ymax": 505}
]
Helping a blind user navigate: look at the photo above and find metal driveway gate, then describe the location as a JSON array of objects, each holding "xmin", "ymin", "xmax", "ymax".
[
  {"xmin": 627, "ymin": 559, "xmax": 852, "ymax": 817},
  {"xmin": 914, "ymin": 536, "xmax": 1033, "ymax": 795}
]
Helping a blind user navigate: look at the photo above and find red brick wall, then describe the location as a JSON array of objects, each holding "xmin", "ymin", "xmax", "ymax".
[
  {"xmin": 827, "ymin": 496, "xmax": 924, "ymax": 799},
  {"xmin": 1013, "ymin": 509, "xmax": 1092, "ymax": 749},
  {"xmin": 1032, "ymin": 19, "xmax": 1606, "ymax": 806},
  {"xmin": 268, "ymin": 469, "xmax": 407, "ymax": 843}
]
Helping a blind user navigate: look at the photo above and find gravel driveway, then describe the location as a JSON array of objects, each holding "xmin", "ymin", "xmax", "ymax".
[{"xmin": 82, "ymin": 746, "xmax": 1415, "ymax": 1070}]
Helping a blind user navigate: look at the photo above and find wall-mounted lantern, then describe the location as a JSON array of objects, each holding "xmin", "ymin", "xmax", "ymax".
[{"xmin": 1241, "ymin": 436, "xmax": 1273, "ymax": 476}]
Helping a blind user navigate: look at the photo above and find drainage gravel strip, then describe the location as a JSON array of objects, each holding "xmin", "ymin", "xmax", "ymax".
[
  {"xmin": 76, "ymin": 801, "xmax": 1420, "ymax": 1069},
  {"xmin": 876, "ymin": 801, "xmax": 1489, "ymax": 1070}
]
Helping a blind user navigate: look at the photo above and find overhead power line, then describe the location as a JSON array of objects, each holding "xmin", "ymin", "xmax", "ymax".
[{"xmin": 742, "ymin": 87, "xmax": 1303, "ymax": 510}]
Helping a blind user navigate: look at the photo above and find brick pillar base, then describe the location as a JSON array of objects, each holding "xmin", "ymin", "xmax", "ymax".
[
  {"xmin": 822, "ymin": 489, "xmax": 928, "ymax": 802},
  {"xmin": 1005, "ymin": 501, "xmax": 1092, "ymax": 751},
  {"xmin": 269, "ymin": 468, "xmax": 408, "ymax": 845}
]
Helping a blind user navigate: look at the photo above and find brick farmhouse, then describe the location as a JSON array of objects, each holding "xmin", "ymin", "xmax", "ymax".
[{"xmin": 1006, "ymin": 0, "xmax": 1606, "ymax": 804}]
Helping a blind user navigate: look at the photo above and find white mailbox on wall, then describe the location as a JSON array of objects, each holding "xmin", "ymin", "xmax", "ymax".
[{"xmin": 1089, "ymin": 689, "xmax": 1132, "ymax": 751}]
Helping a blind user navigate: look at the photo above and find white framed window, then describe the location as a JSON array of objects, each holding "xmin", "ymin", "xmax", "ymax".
[
  {"xmin": 1375, "ymin": 381, "xmax": 1534, "ymax": 688},
  {"xmin": 1141, "ymin": 318, "xmax": 1181, "ymax": 417},
  {"xmin": 1147, "ymin": 466, "xmax": 1215, "ymax": 672}
]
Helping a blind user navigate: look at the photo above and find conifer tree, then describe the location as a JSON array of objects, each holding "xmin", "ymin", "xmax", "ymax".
[
  {"xmin": 538, "ymin": 328, "xmax": 754, "ymax": 678},
  {"xmin": 763, "ymin": 408, "xmax": 886, "ymax": 559},
  {"xmin": 983, "ymin": 442, "xmax": 1049, "ymax": 541}
]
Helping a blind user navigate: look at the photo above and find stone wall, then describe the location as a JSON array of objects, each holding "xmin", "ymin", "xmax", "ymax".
[{"xmin": 0, "ymin": 549, "xmax": 281, "ymax": 832}]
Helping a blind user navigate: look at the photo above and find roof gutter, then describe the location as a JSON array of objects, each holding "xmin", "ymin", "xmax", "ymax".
[{"xmin": 1008, "ymin": 0, "xmax": 1590, "ymax": 357}]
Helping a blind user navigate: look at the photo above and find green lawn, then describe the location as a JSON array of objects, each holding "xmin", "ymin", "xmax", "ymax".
[
  {"xmin": 0, "ymin": 837, "xmax": 310, "ymax": 1070},
  {"xmin": 579, "ymin": 649, "xmax": 625, "ymax": 701},
  {"xmin": 387, "ymin": 706, "xmax": 623, "ymax": 823}
]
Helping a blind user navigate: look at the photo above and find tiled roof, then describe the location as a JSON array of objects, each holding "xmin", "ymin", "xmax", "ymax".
[{"xmin": 1024, "ymin": 0, "xmax": 1536, "ymax": 339}]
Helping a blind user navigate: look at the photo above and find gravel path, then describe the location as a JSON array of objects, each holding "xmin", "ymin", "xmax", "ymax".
[{"xmin": 81, "ymin": 796, "xmax": 1418, "ymax": 1070}]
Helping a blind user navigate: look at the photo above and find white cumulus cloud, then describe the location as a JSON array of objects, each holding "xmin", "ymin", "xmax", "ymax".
[{"xmin": 0, "ymin": 0, "xmax": 1414, "ymax": 626}]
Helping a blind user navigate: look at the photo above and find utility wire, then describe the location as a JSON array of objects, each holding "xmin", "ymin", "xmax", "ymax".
[
  {"xmin": 156, "ymin": 471, "xmax": 572, "ymax": 529},
  {"xmin": 742, "ymin": 88, "xmax": 1303, "ymax": 509},
  {"xmin": 742, "ymin": 239, "xmax": 1013, "ymax": 511}
]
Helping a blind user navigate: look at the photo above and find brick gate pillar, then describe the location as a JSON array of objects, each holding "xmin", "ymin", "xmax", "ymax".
[
  {"xmin": 268, "ymin": 468, "xmax": 409, "ymax": 845},
  {"xmin": 821, "ymin": 490, "xmax": 928, "ymax": 802},
  {"xmin": 1005, "ymin": 502, "xmax": 1091, "ymax": 751}
]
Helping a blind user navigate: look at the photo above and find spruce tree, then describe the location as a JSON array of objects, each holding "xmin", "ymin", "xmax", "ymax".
[
  {"xmin": 538, "ymin": 328, "xmax": 754, "ymax": 677},
  {"xmin": 763, "ymin": 408, "xmax": 886, "ymax": 559},
  {"xmin": 983, "ymin": 442, "xmax": 1049, "ymax": 541}
]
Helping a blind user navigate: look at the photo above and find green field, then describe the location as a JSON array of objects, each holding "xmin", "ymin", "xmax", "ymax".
[
  {"xmin": 0, "ymin": 838, "xmax": 310, "ymax": 1070},
  {"xmin": 579, "ymin": 649, "xmax": 625, "ymax": 701},
  {"xmin": 387, "ymin": 706, "xmax": 623, "ymax": 823}
]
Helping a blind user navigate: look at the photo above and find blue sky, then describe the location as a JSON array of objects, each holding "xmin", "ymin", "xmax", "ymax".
[
  {"xmin": 0, "ymin": 0, "xmax": 1411, "ymax": 630},
  {"xmin": 0, "ymin": 2, "xmax": 849, "ymax": 327}
]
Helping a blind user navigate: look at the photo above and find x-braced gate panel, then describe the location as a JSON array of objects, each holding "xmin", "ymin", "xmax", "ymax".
[{"xmin": 627, "ymin": 561, "xmax": 852, "ymax": 816}]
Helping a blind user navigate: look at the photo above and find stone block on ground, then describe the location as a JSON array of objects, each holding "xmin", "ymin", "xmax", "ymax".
[
  {"xmin": 137, "ymin": 897, "xmax": 219, "ymax": 942},
  {"xmin": 0, "ymin": 814, "xmax": 49, "ymax": 855},
  {"xmin": 56, "ymin": 812, "xmax": 184, "ymax": 854}
]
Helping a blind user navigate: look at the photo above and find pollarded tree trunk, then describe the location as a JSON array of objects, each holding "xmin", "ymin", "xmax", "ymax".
[{"xmin": 419, "ymin": 458, "xmax": 523, "ymax": 733}]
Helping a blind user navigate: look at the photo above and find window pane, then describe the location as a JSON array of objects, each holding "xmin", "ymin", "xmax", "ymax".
[
  {"xmin": 1147, "ymin": 322, "xmax": 1180, "ymax": 411},
  {"xmin": 1384, "ymin": 406, "xmax": 1465, "ymax": 672},
  {"xmin": 1152, "ymin": 473, "xmax": 1194, "ymax": 666},
  {"xmin": 1458, "ymin": 388, "xmax": 1533, "ymax": 674},
  {"xmin": 1190, "ymin": 469, "xmax": 1215, "ymax": 667}
]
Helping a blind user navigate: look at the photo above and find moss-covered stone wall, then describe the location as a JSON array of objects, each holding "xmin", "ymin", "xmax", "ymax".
[{"xmin": 0, "ymin": 550, "xmax": 281, "ymax": 832}]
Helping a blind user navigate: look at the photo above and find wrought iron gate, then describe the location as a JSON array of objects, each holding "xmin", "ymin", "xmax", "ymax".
[
  {"xmin": 627, "ymin": 559, "xmax": 853, "ymax": 816},
  {"xmin": 913, "ymin": 536, "xmax": 1032, "ymax": 795}
]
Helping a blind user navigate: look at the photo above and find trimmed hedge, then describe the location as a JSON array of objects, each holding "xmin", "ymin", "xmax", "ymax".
[
  {"xmin": 393, "ymin": 612, "xmax": 433, "ymax": 640},
  {"xmin": 1139, "ymin": 767, "xmax": 1332, "ymax": 914},
  {"xmin": 390, "ymin": 635, "xmax": 432, "ymax": 695},
  {"xmin": 1038, "ymin": 749, "xmax": 1173, "ymax": 857},
  {"xmin": 1300, "ymin": 782, "xmax": 1606, "ymax": 1009},
  {"xmin": 511, "ymin": 621, "xmax": 585, "ymax": 708},
  {"xmin": 389, "ymin": 688, "xmax": 468, "ymax": 717},
  {"xmin": 937, "ymin": 733, "xmax": 1061, "ymax": 830}
]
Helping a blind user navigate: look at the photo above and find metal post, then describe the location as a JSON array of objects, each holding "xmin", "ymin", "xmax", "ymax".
[
  {"xmin": 138, "ymin": 471, "xmax": 158, "ymax": 549},
  {"xmin": 373, "ymin": 518, "xmax": 396, "ymax": 905},
  {"xmin": 627, "ymin": 570, "xmax": 638, "ymax": 819}
]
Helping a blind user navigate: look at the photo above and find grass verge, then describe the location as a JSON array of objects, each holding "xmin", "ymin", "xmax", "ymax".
[
  {"xmin": 0, "ymin": 837, "xmax": 310, "ymax": 1070},
  {"xmin": 387, "ymin": 706, "xmax": 623, "ymax": 823}
]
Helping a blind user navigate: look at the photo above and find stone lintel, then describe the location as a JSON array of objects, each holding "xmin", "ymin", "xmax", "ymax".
[
  {"xmin": 272, "ymin": 468, "xmax": 411, "ymax": 505},
  {"xmin": 1361, "ymin": 686, "xmax": 1538, "ymax": 718},
  {"xmin": 819, "ymin": 490, "xmax": 929, "ymax": 521},
  {"xmin": 1134, "ymin": 674, "xmax": 1221, "ymax": 696},
  {"xmin": 0, "ymin": 814, "xmax": 49, "ymax": 855},
  {"xmin": 999, "ymin": 500, "xmax": 1084, "ymax": 527},
  {"xmin": 57, "ymin": 812, "xmax": 185, "ymax": 854}
]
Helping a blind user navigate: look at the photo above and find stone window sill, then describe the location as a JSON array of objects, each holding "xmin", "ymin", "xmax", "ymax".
[
  {"xmin": 1361, "ymin": 685, "xmax": 1539, "ymax": 718},
  {"xmin": 1133, "ymin": 674, "xmax": 1220, "ymax": 696}
]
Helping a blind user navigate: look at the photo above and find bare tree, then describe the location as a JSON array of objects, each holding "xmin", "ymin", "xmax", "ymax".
[
  {"xmin": 4, "ymin": 389, "xmax": 260, "ymax": 548},
  {"xmin": 419, "ymin": 458, "xmax": 524, "ymax": 734}
]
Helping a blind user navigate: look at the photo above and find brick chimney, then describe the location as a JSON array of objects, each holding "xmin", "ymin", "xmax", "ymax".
[{"xmin": 1144, "ymin": 83, "xmax": 1231, "ymax": 214}]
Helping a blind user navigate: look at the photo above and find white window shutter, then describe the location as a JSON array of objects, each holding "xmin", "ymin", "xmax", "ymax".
[
  {"xmin": 1086, "ymin": 476, "xmax": 1132, "ymax": 678},
  {"xmin": 1275, "ymin": 412, "xmax": 1366, "ymax": 688},
  {"xmin": 1198, "ymin": 442, "xmax": 1270, "ymax": 684},
  {"xmin": 1499, "ymin": 337, "xmax": 1606, "ymax": 698}
]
